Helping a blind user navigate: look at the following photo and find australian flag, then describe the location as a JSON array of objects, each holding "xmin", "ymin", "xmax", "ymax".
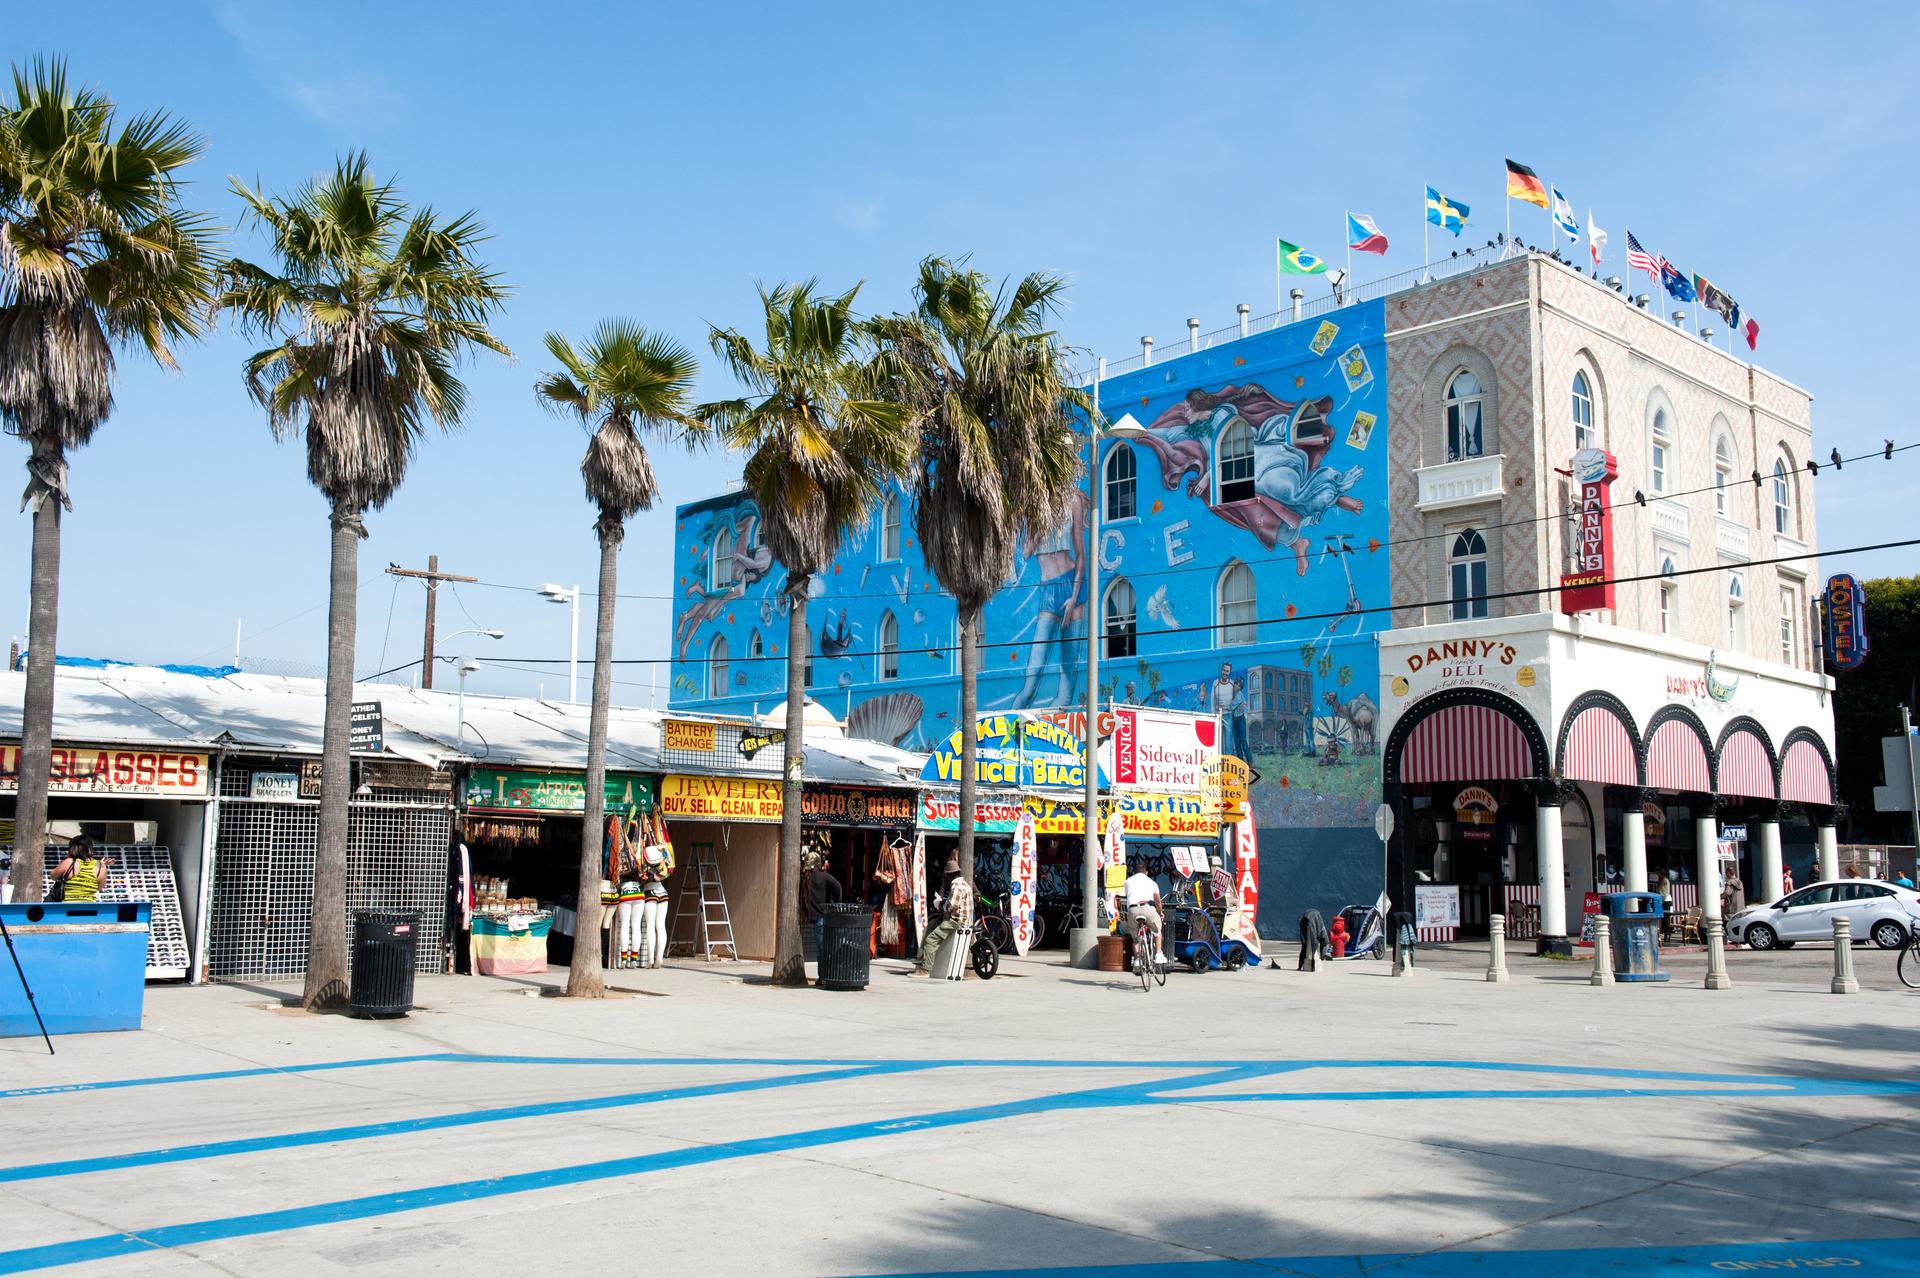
[{"xmin": 1660, "ymin": 260, "xmax": 1695, "ymax": 303}]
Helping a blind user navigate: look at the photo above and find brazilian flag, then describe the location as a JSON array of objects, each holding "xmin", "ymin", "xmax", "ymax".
[{"xmin": 1276, "ymin": 237, "xmax": 1328, "ymax": 275}]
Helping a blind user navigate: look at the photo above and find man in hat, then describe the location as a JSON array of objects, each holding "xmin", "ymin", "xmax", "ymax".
[
  {"xmin": 800, "ymin": 847, "xmax": 843, "ymax": 965},
  {"xmin": 911, "ymin": 856, "xmax": 973, "ymax": 977}
]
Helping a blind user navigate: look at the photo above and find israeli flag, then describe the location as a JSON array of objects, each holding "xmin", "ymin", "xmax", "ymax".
[{"xmin": 1551, "ymin": 188, "xmax": 1579, "ymax": 242}]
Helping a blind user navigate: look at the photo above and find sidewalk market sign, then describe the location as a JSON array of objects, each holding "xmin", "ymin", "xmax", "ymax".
[
  {"xmin": 1109, "ymin": 707, "xmax": 1219, "ymax": 792},
  {"xmin": 463, "ymin": 769, "xmax": 656, "ymax": 815},
  {"xmin": 919, "ymin": 713, "xmax": 1108, "ymax": 791},
  {"xmin": 658, "ymin": 774, "xmax": 783, "ymax": 822},
  {"xmin": 0, "ymin": 742, "xmax": 210, "ymax": 798}
]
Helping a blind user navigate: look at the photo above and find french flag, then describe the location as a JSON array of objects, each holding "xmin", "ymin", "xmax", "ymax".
[{"xmin": 1347, "ymin": 211, "xmax": 1389, "ymax": 255}]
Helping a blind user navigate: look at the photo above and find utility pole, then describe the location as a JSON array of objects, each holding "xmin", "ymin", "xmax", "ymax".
[{"xmin": 386, "ymin": 555, "xmax": 476, "ymax": 689}]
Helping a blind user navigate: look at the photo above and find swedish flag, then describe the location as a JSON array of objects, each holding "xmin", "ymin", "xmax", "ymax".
[
  {"xmin": 1426, "ymin": 185, "xmax": 1469, "ymax": 236},
  {"xmin": 1276, "ymin": 237, "xmax": 1328, "ymax": 275}
]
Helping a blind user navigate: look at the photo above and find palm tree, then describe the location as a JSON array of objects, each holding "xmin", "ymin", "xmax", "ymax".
[
  {"xmin": 0, "ymin": 60, "xmax": 216, "ymax": 902},
  {"xmin": 700, "ymin": 281, "xmax": 909, "ymax": 986},
  {"xmin": 536, "ymin": 321, "xmax": 701, "ymax": 998},
  {"xmin": 868, "ymin": 258, "xmax": 1086, "ymax": 882},
  {"xmin": 216, "ymin": 155, "xmax": 509, "ymax": 1011}
]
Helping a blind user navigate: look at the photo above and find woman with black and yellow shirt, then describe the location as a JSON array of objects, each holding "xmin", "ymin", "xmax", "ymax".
[{"xmin": 52, "ymin": 836, "xmax": 110, "ymax": 902}]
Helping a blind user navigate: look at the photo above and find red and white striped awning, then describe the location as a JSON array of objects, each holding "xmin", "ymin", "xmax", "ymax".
[
  {"xmin": 1645, "ymin": 718, "xmax": 1710, "ymax": 792},
  {"xmin": 1562, "ymin": 705, "xmax": 1637, "ymax": 786},
  {"xmin": 1779, "ymin": 738, "xmax": 1832, "ymax": 805},
  {"xmin": 1399, "ymin": 703, "xmax": 1534, "ymax": 784},
  {"xmin": 1718, "ymin": 729, "xmax": 1776, "ymax": 799}
]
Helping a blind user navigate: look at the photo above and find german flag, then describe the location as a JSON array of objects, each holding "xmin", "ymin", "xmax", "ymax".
[{"xmin": 1505, "ymin": 158, "xmax": 1549, "ymax": 208}]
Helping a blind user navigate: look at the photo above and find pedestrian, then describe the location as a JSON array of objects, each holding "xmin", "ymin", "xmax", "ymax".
[
  {"xmin": 1781, "ymin": 863, "xmax": 1795, "ymax": 894},
  {"xmin": 911, "ymin": 856, "xmax": 972, "ymax": 977},
  {"xmin": 1721, "ymin": 867, "xmax": 1745, "ymax": 920},
  {"xmin": 799, "ymin": 848, "xmax": 842, "ymax": 962},
  {"xmin": 1895, "ymin": 869, "xmax": 1915, "ymax": 890},
  {"xmin": 49, "ymin": 836, "xmax": 109, "ymax": 903}
]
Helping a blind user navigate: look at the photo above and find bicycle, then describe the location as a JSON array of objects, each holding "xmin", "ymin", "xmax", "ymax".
[
  {"xmin": 975, "ymin": 887, "xmax": 1045, "ymax": 953},
  {"xmin": 1900, "ymin": 929, "xmax": 1920, "ymax": 989},
  {"xmin": 1130, "ymin": 911, "xmax": 1166, "ymax": 992}
]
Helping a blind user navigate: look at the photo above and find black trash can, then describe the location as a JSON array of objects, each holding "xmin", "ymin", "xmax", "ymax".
[
  {"xmin": 350, "ymin": 909, "xmax": 421, "ymax": 1016},
  {"xmin": 817, "ymin": 903, "xmax": 872, "ymax": 991}
]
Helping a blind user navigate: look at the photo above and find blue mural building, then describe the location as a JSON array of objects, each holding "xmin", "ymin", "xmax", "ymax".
[{"xmin": 670, "ymin": 300, "xmax": 1393, "ymax": 931}]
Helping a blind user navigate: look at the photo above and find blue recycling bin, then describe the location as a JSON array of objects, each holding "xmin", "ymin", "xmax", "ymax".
[
  {"xmin": 0, "ymin": 901, "xmax": 151, "ymax": 1036},
  {"xmin": 1603, "ymin": 892, "xmax": 1668, "ymax": 983}
]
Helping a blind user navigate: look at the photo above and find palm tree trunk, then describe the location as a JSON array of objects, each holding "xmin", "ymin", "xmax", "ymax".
[
  {"xmin": 8, "ymin": 459, "xmax": 63, "ymax": 904},
  {"xmin": 304, "ymin": 506, "xmax": 359, "ymax": 1012},
  {"xmin": 957, "ymin": 601, "xmax": 982, "ymax": 884},
  {"xmin": 567, "ymin": 526, "xmax": 620, "ymax": 998},
  {"xmin": 770, "ymin": 574, "xmax": 809, "ymax": 986}
]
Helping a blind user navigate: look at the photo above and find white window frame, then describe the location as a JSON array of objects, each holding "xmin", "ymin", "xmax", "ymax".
[
  {"xmin": 1778, "ymin": 585, "xmax": 1798, "ymax": 665},
  {"xmin": 1725, "ymin": 571, "xmax": 1746, "ymax": 650},
  {"xmin": 709, "ymin": 634, "xmax": 730, "ymax": 695},
  {"xmin": 1103, "ymin": 445, "xmax": 1137, "ymax": 521},
  {"xmin": 880, "ymin": 494, "xmax": 902, "ymax": 562},
  {"xmin": 1658, "ymin": 555, "xmax": 1679, "ymax": 636},
  {"xmin": 1571, "ymin": 371, "xmax": 1594, "ymax": 451},
  {"xmin": 877, "ymin": 610, "xmax": 899, "ymax": 681},
  {"xmin": 1714, "ymin": 437, "xmax": 1734, "ymax": 517},
  {"xmin": 1773, "ymin": 458, "xmax": 1793, "ymax": 536},
  {"xmin": 1103, "ymin": 577, "xmax": 1137, "ymax": 660},
  {"xmin": 1651, "ymin": 410, "xmax": 1672, "ymax": 496},
  {"xmin": 1445, "ymin": 370, "xmax": 1485, "ymax": 461},
  {"xmin": 712, "ymin": 525, "xmax": 735, "ymax": 590},
  {"xmin": 1215, "ymin": 421, "xmax": 1255, "ymax": 503},
  {"xmin": 1448, "ymin": 528, "xmax": 1489, "ymax": 620},
  {"xmin": 1217, "ymin": 562, "xmax": 1257, "ymax": 646}
]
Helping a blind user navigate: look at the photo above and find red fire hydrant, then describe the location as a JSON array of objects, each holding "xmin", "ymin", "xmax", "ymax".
[{"xmin": 1329, "ymin": 915, "xmax": 1348, "ymax": 959}]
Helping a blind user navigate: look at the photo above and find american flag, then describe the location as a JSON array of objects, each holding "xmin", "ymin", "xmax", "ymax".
[{"xmin": 1625, "ymin": 230, "xmax": 1664, "ymax": 281}]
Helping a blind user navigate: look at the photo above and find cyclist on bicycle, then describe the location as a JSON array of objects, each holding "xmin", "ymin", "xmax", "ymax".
[{"xmin": 1123, "ymin": 860, "xmax": 1167, "ymax": 967}]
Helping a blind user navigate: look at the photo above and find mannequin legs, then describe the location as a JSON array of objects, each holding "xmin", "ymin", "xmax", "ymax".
[{"xmin": 643, "ymin": 898, "xmax": 668, "ymax": 967}]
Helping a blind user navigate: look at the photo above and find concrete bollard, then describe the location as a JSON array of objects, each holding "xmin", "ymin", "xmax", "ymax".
[
  {"xmin": 1486, "ymin": 914, "xmax": 1510, "ymax": 983},
  {"xmin": 1703, "ymin": 919, "xmax": 1733, "ymax": 990},
  {"xmin": 1831, "ymin": 916, "xmax": 1860, "ymax": 994},
  {"xmin": 1590, "ymin": 916, "xmax": 1614, "ymax": 987}
]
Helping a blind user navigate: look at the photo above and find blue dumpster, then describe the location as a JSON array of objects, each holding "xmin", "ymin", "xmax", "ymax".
[
  {"xmin": 0, "ymin": 901, "xmax": 150, "ymax": 1035},
  {"xmin": 1603, "ymin": 892, "xmax": 1668, "ymax": 983}
]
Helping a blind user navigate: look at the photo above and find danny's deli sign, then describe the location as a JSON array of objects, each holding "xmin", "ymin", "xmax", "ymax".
[
  {"xmin": 1559, "ymin": 448, "xmax": 1618, "ymax": 615},
  {"xmin": 0, "ymin": 743, "xmax": 210, "ymax": 797}
]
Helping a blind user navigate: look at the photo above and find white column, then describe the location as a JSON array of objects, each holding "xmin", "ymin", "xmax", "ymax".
[
  {"xmin": 1536, "ymin": 799, "xmax": 1568, "ymax": 940},
  {"xmin": 1695, "ymin": 811, "xmax": 1723, "ymax": 920},
  {"xmin": 1754, "ymin": 817, "xmax": 1783, "ymax": 903},
  {"xmin": 1621, "ymin": 804, "xmax": 1648, "ymax": 894},
  {"xmin": 1817, "ymin": 819, "xmax": 1840, "ymax": 883}
]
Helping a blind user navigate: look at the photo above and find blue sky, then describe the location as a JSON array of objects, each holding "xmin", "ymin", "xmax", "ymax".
[{"xmin": 7, "ymin": 2, "xmax": 1918, "ymax": 701}]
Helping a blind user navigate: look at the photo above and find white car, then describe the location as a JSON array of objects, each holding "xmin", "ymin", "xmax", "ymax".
[{"xmin": 1727, "ymin": 879, "xmax": 1920, "ymax": 951}]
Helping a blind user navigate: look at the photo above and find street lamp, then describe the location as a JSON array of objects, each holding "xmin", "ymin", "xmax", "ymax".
[
  {"xmin": 455, "ymin": 656, "xmax": 483, "ymax": 752},
  {"xmin": 424, "ymin": 628, "xmax": 501, "ymax": 690},
  {"xmin": 1071, "ymin": 370, "xmax": 1150, "ymax": 970},
  {"xmin": 538, "ymin": 583, "xmax": 581, "ymax": 703}
]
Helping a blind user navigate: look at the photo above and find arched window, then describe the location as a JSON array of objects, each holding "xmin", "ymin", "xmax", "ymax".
[
  {"xmin": 709, "ymin": 634, "xmax": 730, "ymax": 695},
  {"xmin": 1725, "ymin": 572, "xmax": 1746, "ymax": 650},
  {"xmin": 711, "ymin": 524, "xmax": 735, "ymax": 590},
  {"xmin": 1448, "ymin": 528, "xmax": 1489, "ymax": 620},
  {"xmin": 1773, "ymin": 458, "xmax": 1794, "ymax": 536},
  {"xmin": 1216, "ymin": 421, "xmax": 1255, "ymax": 503},
  {"xmin": 1103, "ymin": 445, "xmax": 1137, "ymax": 520},
  {"xmin": 1217, "ymin": 562, "xmax": 1256, "ymax": 645},
  {"xmin": 1104, "ymin": 577, "xmax": 1137, "ymax": 659},
  {"xmin": 1714, "ymin": 437, "xmax": 1734, "ymax": 516},
  {"xmin": 748, "ymin": 629, "xmax": 764, "ymax": 661},
  {"xmin": 1650, "ymin": 410, "xmax": 1672, "ymax": 495},
  {"xmin": 1294, "ymin": 399, "xmax": 1327, "ymax": 442},
  {"xmin": 880, "ymin": 494, "xmax": 902, "ymax": 561},
  {"xmin": 1571, "ymin": 371, "xmax": 1594, "ymax": 451},
  {"xmin": 1445, "ymin": 370, "xmax": 1484, "ymax": 460},
  {"xmin": 1658, "ymin": 555, "xmax": 1679, "ymax": 635},
  {"xmin": 877, "ymin": 610, "xmax": 899, "ymax": 681}
]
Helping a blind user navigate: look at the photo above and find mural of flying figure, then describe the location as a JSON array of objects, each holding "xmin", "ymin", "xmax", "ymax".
[
  {"xmin": 675, "ymin": 507, "xmax": 773, "ymax": 661},
  {"xmin": 1136, "ymin": 384, "xmax": 1366, "ymax": 577}
]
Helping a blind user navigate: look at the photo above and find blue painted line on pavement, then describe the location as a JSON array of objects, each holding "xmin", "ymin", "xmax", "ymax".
[
  {"xmin": 0, "ymin": 1062, "xmax": 924, "ymax": 1184},
  {"xmin": 0, "ymin": 1065, "xmax": 1278, "ymax": 1274},
  {"xmin": 863, "ymin": 1234, "xmax": 1920, "ymax": 1277},
  {"xmin": 5, "ymin": 1051, "xmax": 1878, "ymax": 1100}
]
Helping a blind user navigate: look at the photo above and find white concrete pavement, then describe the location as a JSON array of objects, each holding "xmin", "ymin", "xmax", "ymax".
[{"xmin": 0, "ymin": 942, "xmax": 1916, "ymax": 1276}]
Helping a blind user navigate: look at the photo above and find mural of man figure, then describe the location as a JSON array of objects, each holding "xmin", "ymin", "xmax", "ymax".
[
  {"xmin": 1211, "ymin": 663, "xmax": 1252, "ymax": 762},
  {"xmin": 1010, "ymin": 490, "xmax": 1089, "ymax": 709}
]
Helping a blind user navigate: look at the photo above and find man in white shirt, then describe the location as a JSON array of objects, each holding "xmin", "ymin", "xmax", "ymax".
[{"xmin": 1123, "ymin": 865, "xmax": 1166, "ymax": 966}]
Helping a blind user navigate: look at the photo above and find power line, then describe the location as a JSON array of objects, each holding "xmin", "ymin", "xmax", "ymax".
[
  {"xmin": 453, "ymin": 438, "xmax": 1916, "ymax": 605},
  {"xmin": 375, "ymin": 533, "xmax": 1920, "ymax": 673}
]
